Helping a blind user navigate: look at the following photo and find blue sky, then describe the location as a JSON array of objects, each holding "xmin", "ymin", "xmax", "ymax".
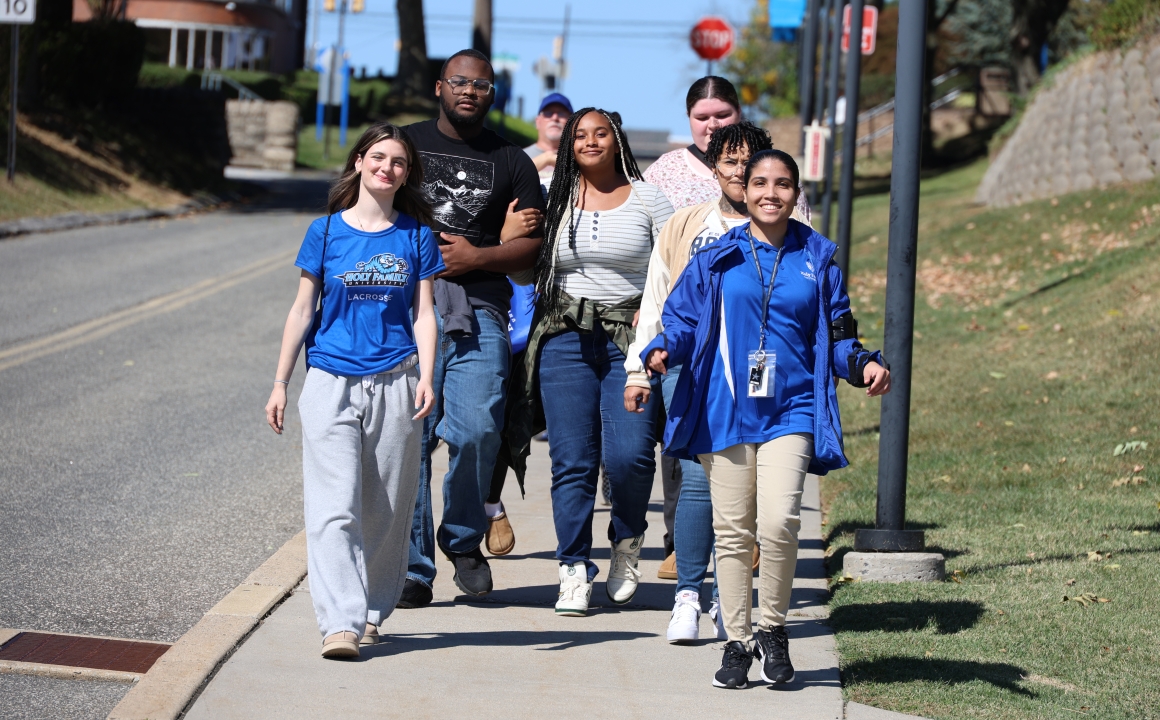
[{"xmin": 308, "ymin": 0, "xmax": 752, "ymax": 139}]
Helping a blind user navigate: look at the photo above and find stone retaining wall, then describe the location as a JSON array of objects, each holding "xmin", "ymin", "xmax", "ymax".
[
  {"xmin": 977, "ymin": 36, "xmax": 1160, "ymax": 206},
  {"xmin": 225, "ymin": 100, "xmax": 299, "ymax": 173}
]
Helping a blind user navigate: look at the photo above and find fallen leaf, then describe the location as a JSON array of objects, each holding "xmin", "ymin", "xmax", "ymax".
[
  {"xmin": 1044, "ymin": 371, "xmax": 1060, "ymax": 380},
  {"xmin": 1087, "ymin": 551, "xmax": 1104, "ymax": 562},
  {"xmin": 989, "ymin": 371, "xmax": 1007, "ymax": 379},
  {"xmin": 1027, "ymin": 552, "xmax": 1036, "ymax": 558},
  {"xmin": 1132, "ymin": 530, "xmax": 1151, "ymax": 536},
  {"xmin": 996, "ymin": 609, "xmax": 1006, "ymax": 615},
  {"xmin": 1017, "ymin": 324, "xmax": 1030, "ymax": 331},
  {"xmin": 1005, "ymin": 421, "xmax": 1016, "ymax": 427},
  {"xmin": 1022, "ymin": 463, "xmax": 1032, "ymax": 472},
  {"xmin": 1059, "ymin": 457, "xmax": 1067, "ymax": 464},
  {"xmin": 1132, "ymin": 464, "xmax": 1145, "ymax": 473},
  {"xmin": 1065, "ymin": 578, "xmax": 1076, "ymax": 586},
  {"xmin": 924, "ymin": 649, "xmax": 933, "ymax": 657},
  {"xmin": 1104, "ymin": 564, "xmax": 1121, "ymax": 569},
  {"xmin": 1111, "ymin": 476, "xmax": 1147, "ymax": 488},
  {"xmin": 1010, "ymin": 523, "xmax": 1026, "ymax": 528}
]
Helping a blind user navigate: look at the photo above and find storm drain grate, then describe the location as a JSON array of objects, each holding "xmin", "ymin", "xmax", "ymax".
[{"xmin": 0, "ymin": 631, "xmax": 170, "ymax": 674}]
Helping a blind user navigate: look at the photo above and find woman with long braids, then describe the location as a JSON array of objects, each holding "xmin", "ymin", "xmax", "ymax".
[
  {"xmin": 505, "ymin": 108, "xmax": 673, "ymax": 617},
  {"xmin": 264, "ymin": 123, "xmax": 442, "ymax": 658},
  {"xmin": 642, "ymin": 150, "xmax": 890, "ymax": 688},
  {"xmin": 626, "ymin": 121, "xmax": 818, "ymax": 644}
]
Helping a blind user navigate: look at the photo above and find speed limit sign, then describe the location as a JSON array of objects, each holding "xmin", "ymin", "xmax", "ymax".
[{"xmin": 0, "ymin": 0, "xmax": 36, "ymax": 23}]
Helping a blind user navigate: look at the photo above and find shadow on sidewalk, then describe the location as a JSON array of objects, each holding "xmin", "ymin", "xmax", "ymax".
[{"xmin": 358, "ymin": 628, "xmax": 658, "ymax": 659}]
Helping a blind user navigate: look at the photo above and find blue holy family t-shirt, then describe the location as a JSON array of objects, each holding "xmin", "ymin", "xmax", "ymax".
[
  {"xmin": 295, "ymin": 211, "xmax": 444, "ymax": 377},
  {"xmin": 689, "ymin": 233, "xmax": 818, "ymax": 455}
]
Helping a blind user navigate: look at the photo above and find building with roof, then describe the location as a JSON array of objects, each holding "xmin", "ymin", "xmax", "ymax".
[{"xmin": 72, "ymin": 0, "xmax": 306, "ymax": 73}]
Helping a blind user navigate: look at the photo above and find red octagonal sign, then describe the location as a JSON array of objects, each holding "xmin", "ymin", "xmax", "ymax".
[{"xmin": 690, "ymin": 17, "xmax": 735, "ymax": 61}]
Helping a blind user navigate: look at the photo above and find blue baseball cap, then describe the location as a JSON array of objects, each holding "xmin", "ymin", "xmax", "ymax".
[{"xmin": 537, "ymin": 93, "xmax": 573, "ymax": 115}]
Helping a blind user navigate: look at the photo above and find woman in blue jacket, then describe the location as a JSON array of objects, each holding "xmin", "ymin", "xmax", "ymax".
[{"xmin": 642, "ymin": 149, "xmax": 890, "ymax": 690}]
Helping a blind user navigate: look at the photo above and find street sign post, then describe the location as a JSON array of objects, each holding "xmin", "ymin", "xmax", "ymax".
[
  {"xmin": 690, "ymin": 17, "xmax": 735, "ymax": 75},
  {"xmin": 841, "ymin": 4, "xmax": 878, "ymax": 55},
  {"xmin": 3, "ymin": 0, "xmax": 35, "ymax": 182}
]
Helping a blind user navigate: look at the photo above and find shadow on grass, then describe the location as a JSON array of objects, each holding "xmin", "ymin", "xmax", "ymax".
[
  {"xmin": 842, "ymin": 656, "xmax": 1034, "ymax": 697},
  {"xmin": 962, "ymin": 545, "xmax": 1160, "ymax": 575},
  {"xmin": 830, "ymin": 600, "xmax": 986, "ymax": 634},
  {"xmin": 824, "ymin": 520, "xmax": 942, "ymax": 544}
]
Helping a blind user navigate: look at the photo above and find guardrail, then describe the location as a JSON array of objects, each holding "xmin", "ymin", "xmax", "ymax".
[{"xmin": 200, "ymin": 72, "xmax": 263, "ymax": 102}]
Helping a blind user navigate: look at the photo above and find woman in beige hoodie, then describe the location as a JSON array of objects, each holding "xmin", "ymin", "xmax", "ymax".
[{"xmin": 624, "ymin": 122, "xmax": 811, "ymax": 643}]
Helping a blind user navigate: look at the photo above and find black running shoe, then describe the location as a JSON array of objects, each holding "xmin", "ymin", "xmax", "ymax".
[
  {"xmin": 396, "ymin": 578, "xmax": 433, "ymax": 609},
  {"xmin": 449, "ymin": 546, "xmax": 493, "ymax": 596},
  {"xmin": 754, "ymin": 625, "xmax": 795, "ymax": 684},
  {"xmin": 713, "ymin": 640, "xmax": 753, "ymax": 689}
]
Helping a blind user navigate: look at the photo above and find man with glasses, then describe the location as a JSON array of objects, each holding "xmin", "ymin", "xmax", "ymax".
[
  {"xmin": 523, "ymin": 92, "xmax": 573, "ymax": 185},
  {"xmin": 399, "ymin": 49, "xmax": 546, "ymax": 608}
]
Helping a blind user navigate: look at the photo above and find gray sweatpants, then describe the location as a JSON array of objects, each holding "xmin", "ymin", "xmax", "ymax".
[{"xmin": 299, "ymin": 358, "xmax": 421, "ymax": 639}]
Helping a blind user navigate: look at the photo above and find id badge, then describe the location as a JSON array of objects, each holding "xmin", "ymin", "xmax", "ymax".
[{"xmin": 747, "ymin": 350, "xmax": 775, "ymax": 398}]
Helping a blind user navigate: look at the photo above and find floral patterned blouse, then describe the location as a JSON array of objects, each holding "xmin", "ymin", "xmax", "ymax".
[{"xmin": 643, "ymin": 147, "xmax": 814, "ymax": 226}]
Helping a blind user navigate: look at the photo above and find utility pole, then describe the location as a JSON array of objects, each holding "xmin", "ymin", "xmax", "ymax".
[
  {"xmin": 558, "ymin": 2, "xmax": 570, "ymax": 92},
  {"xmin": 835, "ymin": 0, "xmax": 865, "ymax": 282},
  {"xmin": 323, "ymin": 0, "xmax": 349, "ymax": 160},
  {"xmin": 820, "ymin": 0, "xmax": 843, "ymax": 237},
  {"xmin": 473, "ymin": 0, "xmax": 492, "ymax": 59},
  {"xmin": 853, "ymin": 0, "xmax": 930, "ymax": 556}
]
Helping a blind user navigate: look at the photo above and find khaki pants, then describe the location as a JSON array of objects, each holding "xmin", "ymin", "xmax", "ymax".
[{"xmin": 699, "ymin": 433, "xmax": 812, "ymax": 644}]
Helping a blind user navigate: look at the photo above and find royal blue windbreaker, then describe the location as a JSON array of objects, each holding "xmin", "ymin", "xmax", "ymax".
[{"xmin": 641, "ymin": 219, "xmax": 884, "ymax": 475}]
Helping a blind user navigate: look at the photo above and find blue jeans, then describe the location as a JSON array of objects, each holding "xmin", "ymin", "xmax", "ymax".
[
  {"xmin": 662, "ymin": 367, "xmax": 716, "ymax": 601},
  {"xmin": 407, "ymin": 307, "xmax": 510, "ymax": 587},
  {"xmin": 539, "ymin": 328, "xmax": 659, "ymax": 582}
]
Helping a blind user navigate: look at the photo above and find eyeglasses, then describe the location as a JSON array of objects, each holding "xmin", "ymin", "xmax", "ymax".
[
  {"xmin": 715, "ymin": 156, "xmax": 750, "ymax": 177},
  {"xmin": 442, "ymin": 76, "xmax": 494, "ymax": 95},
  {"xmin": 539, "ymin": 108, "xmax": 570, "ymax": 119}
]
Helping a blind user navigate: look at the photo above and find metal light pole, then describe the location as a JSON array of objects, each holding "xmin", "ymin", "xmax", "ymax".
[
  {"xmin": 819, "ymin": 0, "xmax": 843, "ymax": 237},
  {"xmin": 799, "ymin": 0, "xmax": 821, "ymax": 155},
  {"xmin": 854, "ymin": 0, "xmax": 928, "ymax": 553},
  {"xmin": 323, "ymin": 0, "xmax": 347, "ymax": 161},
  {"xmin": 473, "ymin": 0, "xmax": 492, "ymax": 58},
  {"xmin": 835, "ymin": 0, "xmax": 864, "ymax": 281},
  {"xmin": 810, "ymin": 0, "xmax": 833, "ymax": 206}
]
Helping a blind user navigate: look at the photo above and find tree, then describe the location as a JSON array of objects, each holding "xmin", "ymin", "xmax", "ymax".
[
  {"xmin": 391, "ymin": 0, "xmax": 430, "ymax": 102},
  {"xmin": 721, "ymin": 0, "xmax": 800, "ymax": 120},
  {"xmin": 1009, "ymin": 0, "xmax": 1072, "ymax": 94}
]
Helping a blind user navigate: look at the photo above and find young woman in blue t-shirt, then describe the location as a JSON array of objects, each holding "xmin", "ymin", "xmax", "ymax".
[
  {"xmin": 643, "ymin": 149, "xmax": 890, "ymax": 689},
  {"xmin": 264, "ymin": 123, "xmax": 444, "ymax": 659}
]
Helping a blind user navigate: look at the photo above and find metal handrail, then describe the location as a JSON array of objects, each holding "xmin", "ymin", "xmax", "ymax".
[
  {"xmin": 200, "ymin": 72, "xmax": 263, "ymax": 102},
  {"xmin": 835, "ymin": 86, "xmax": 966, "ymax": 159},
  {"xmin": 853, "ymin": 68, "xmax": 962, "ymax": 125}
]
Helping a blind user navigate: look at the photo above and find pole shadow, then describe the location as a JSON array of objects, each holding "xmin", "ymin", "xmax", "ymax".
[
  {"xmin": 829, "ymin": 600, "xmax": 986, "ymax": 634},
  {"xmin": 842, "ymin": 656, "xmax": 1034, "ymax": 697}
]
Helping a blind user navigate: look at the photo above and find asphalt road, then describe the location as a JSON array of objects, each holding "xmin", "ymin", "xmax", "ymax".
[{"xmin": 0, "ymin": 179, "xmax": 330, "ymax": 718}]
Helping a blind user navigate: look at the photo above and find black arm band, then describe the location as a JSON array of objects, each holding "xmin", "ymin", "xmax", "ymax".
[
  {"xmin": 847, "ymin": 352, "xmax": 871, "ymax": 388},
  {"xmin": 830, "ymin": 312, "xmax": 858, "ymax": 343}
]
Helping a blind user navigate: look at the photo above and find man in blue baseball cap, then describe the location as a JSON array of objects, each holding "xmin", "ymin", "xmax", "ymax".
[{"xmin": 523, "ymin": 92, "xmax": 573, "ymax": 181}]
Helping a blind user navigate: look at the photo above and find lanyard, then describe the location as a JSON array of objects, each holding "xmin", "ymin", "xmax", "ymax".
[{"xmin": 744, "ymin": 226, "xmax": 784, "ymax": 360}]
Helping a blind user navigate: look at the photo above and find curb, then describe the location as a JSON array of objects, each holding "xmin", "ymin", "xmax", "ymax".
[
  {"xmin": 106, "ymin": 531, "xmax": 307, "ymax": 720},
  {"xmin": 0, "ymin": 193, "xmax": 227, "ymax": 241}
]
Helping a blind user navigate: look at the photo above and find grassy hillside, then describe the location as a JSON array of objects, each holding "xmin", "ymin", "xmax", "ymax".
[{"xmin": 825, "ymin": 161, "xmax": 1160, "ymax": 719}]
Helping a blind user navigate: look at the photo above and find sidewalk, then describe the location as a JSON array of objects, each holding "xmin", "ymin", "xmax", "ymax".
[{"xmin": 183, "ymin": 442, "xmax": 914, "ymax": 720}]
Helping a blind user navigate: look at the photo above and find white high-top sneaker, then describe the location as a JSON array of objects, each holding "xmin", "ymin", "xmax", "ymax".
[
  {"xmin": 555, "ymin": 562, "xmax": 592, "ymax": 616},
  {"xmin": 606, "ymin": 534, "xmax": 644, "ymax": 604},
  {"xmin": 667, "ymin": 590, "xmax": 701, "ymax": 643},
  {"xmin": 708, "ymin": 598, "xmax": 727, "ymax": 640}
]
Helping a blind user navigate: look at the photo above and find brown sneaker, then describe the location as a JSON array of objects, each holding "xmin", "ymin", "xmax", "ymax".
[
  {"xmin": 321, "ymin": 631, "xmax": 359, "ymax": 659},
  {"xmin": 485, "ymin": 511, "xmax": 516, "ymax": 556},
  {"xmin": 657, "ymin": 552, "xmax": 678, "ymax": 580}
]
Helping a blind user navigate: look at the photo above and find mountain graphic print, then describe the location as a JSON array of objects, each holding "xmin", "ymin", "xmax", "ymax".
[{"xmin": 418, "ymin": 151, "xmax": 494, "ymax": 238}]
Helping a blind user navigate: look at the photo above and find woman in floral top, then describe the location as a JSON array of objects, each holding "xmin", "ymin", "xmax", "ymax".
[{"xmin": 645, "ymin": 76, "xmax": 812, "ymax": 223}]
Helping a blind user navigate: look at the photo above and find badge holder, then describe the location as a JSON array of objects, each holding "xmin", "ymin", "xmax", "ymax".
[{"xmin": 748, "ymin": 349, "xmax": 775, "ymax": 398}]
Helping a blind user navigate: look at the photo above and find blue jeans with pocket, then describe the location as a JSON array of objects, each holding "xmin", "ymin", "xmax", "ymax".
[
  {"xmin": 539, "ymin": 328, "xmax": 659, "ymax": 583},
  {"xmin": 407, "ymin": 307, "xmax": 510, "ymax": 587},
  {"xmin": 662, "ymin": 366, "xmax": 717, "ymax": 602}
]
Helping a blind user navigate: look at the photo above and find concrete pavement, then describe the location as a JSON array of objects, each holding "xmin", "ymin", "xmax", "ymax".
[{"xmin": 185, "ymin": 442, "xmax": 880, "ymax": 720}]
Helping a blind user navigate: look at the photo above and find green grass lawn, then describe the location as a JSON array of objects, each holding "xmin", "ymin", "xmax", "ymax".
[{"xmin": 826, "ymin": 160, "xmax": 1160, "ymax": 719}]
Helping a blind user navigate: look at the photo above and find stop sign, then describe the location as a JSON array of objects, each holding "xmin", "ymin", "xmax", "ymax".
[{"xmin": 690, "ymin": 17, "xmax": 735, "ymax": 61}]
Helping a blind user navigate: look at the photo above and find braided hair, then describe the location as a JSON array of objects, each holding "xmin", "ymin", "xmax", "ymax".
[
  {"xmin": 705, "ymin": 121, "xmax": 772, "ymax": 168},
  {"xmin": 532, "ymin": 108, "xmax": 644, "ymax": 318}
]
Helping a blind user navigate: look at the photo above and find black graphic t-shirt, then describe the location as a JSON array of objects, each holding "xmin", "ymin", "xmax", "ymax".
[{"xmin": 404, "ymin": 119, "xmax": 546, "ymax": 313}]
